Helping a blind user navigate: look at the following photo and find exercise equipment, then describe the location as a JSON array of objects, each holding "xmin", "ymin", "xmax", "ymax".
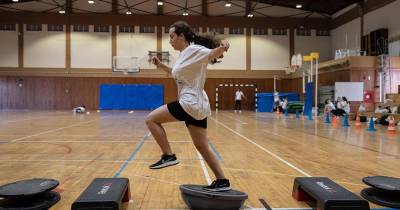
[
  {"xmin": 292, "ymin": 177, "xmax": 369, "ymax": 210},
  {"xmin": 180, "ymin": 184, "xmax": 248, "ymax": 210},
  {"xmin": 361, "ymin": 176, "xmax": 400, "ymax": 208},
  {"xmin": 367, "ymin": 114, "xmax": 376, "ymax": 131},
  {"xmin": 0, "ymin": 178, "xmax": 60, "ymax": 210},
  {"xmin": 72, "ymin": 178, "xmax": 130, "ymax": 210}
]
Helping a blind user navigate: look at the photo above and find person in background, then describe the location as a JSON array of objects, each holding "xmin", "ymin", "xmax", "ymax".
[{"xmin": 234, "ymin": 88, "xmax": 247, "ymax": 113}]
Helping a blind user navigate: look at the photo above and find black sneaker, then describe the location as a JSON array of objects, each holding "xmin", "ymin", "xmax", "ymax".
[
  {"xmin": 203, "ymin": 179, "xmax": 231, "ymax": 192},
  {"xmin": 149, "ymin": 154, "xmax": 179, "ymax": 169}
]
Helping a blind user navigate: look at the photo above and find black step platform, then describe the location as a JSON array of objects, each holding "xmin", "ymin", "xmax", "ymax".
[
  {"xmin": 0, "ymin": 191, "xmax": 60, "ymax": 210},
  {"xmin": 361, "ymin": 176, "xmax": 400, "ymax": 208},
  {"xmin": 0, "ymin": 178, "xmax": 61, "ymax": 210},
  {"xmin": 292, "ymin": 177, "xmax": 369, "ymax": 210},
  {"xmin": 180, "ymin": 184, "xmax": 248, "ymax": 210},
  {"xmin": 71, "ymin": 178, "xmax": 130, "ymax": 210}
]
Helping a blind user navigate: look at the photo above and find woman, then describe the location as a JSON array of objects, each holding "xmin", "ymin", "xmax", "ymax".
[{"xmin": 145, "ymin": 21, "xmax": 230, "ymax": 192}]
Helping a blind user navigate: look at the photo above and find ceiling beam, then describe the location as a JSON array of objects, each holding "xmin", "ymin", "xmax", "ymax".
[
  {"xmin": 111, "ymin": 0, "xmax": 117, "ymax": 14},
  {"xmin": 0, "ymin": 12, "xmax": 331, "ymax": 30},
  {"xmin": 246, "ymin": 0, "xmax": 251, "ymax": 16},
  {"xmin": 66, "ymin": 0, "xmax": 72, "ymax": 14},
  {"xmin": 201, "ymin": 0, "xmax": 207, "ymax": 16}
]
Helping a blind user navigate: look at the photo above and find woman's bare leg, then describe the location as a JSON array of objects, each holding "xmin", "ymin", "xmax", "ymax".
[
  {"xmin": 187, "ymin": 125, "xmax": 226, "ymax": 179},
  {"xmin": 145, "ymin": 105, "xmax": 178, "ymax": 155}
]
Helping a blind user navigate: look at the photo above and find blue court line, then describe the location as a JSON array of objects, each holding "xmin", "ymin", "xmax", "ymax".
[
  {"xmin": 113, "ymin": 132, "xmax": 150, "ymax": 178},
  {"xmin": 208, "ymin": 140, "xmax": 223, "ymax": 161}
]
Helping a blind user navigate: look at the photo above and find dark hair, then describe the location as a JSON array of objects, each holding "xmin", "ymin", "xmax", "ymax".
[
  {"xmin": 325, "ymin": 98, "xmax": 330, "ymax": 104},
  {"xmin": 342, "ymin": 97, "xmax": 348, "ymax": 102},
  {"xmin": 170, "ymin": 21, "xmax": 222, "ymax": 64}
]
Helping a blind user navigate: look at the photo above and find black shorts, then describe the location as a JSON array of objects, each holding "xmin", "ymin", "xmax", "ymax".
[{"xmin": 167, "ymin": 101, "xmax": 207, "ymax": 128}]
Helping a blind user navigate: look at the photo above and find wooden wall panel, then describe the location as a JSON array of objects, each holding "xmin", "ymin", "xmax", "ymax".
[{"xmin": 0, "ymin": 76, "xmax": 278, "ymax": 110}]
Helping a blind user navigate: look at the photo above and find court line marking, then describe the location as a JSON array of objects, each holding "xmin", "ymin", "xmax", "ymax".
[
  {"xmin": 210, "ymin": 117, "xmax": 311, "ymax": 177},
  {"xmin": 0, "ymin": 116, "xmax": 51, "ymax": 124},
  {"xmin": 208, "ymin": 141, "xmax": 223, "ymax": 161},
  {"xmin": 15, "ymin": 140, "xmax": 188, "ymax": 143},
  {"xmin": 137, "ymin": 208, "xmax": 396, "ymax": 210},
  {"xmin": 17, "ymin": 140, "xmax": 141, "ymax": 143},
  {"xmin": 218, "ymin": 112, "xmax": 248, "ymax": 124},
  {"xmin": 10, "ymin": 120, "xmax": 96, "ymax": 142},
  {"xmin": 196, "ymin": 150, "xmax": 212, "ymax": 185},
  {"xmin": 257, "ymin": 116, "xmax": 400, "ymax": 159},
  {"xmin": 113, "ymin": 132, "xmax": 151, "ymax": 178},
  {"xmin": 0, "ymin": 158, "xmax": 207, "ymax": 163}
]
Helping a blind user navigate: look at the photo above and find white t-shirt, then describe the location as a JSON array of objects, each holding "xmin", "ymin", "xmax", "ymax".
[
  {"xmin": 235, "ymin": 91, "xmax": 244, "ymax": 101},
  {"xmin": 172, "ymin": 44, "xmax": 212, "ymax": 120},
  {"xmin": 274, "ymin": 92, "xmax": 279, "ymax": 102}
]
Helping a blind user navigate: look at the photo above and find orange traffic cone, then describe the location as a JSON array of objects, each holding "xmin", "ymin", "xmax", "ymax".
[
  {"xmin": 387, "ymin": 116, "xmax": 396, "ymax": 134},
  {"xmin": 332, "ymin": 116, "xmax": 338, "ymax": 124},
  {"xmin": 355, "ymin": 114, "xmax": 361, "ymax": 128}
]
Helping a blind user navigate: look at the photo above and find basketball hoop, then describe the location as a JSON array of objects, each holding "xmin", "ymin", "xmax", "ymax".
[
  {"xmin": 113, "ymin": 56, "xmax": 140, "ymax": 74},
  {"xmin": 286, "ymin": 53, "xmax": 303, "ymax": 74}
]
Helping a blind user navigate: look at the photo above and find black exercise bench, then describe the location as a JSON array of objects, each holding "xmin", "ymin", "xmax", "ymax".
[
  {"xmin": 72, "ymin": 178, "xmax": 131, "ymax": 210},
  {"xmin": 292, "ymin": 177, "xmax": 370, "ymax": 210}
]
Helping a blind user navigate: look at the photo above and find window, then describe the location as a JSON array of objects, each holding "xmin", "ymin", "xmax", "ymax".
[
  {"xmin": 0, "ymin": 24, "xmax": 16, "ymax": 31},
  {"xmin": 253, "ymin": 28, "xmax": 268, "ymax": 35},
  {"xmin": 316, "ymin": 29, "xmax": 330, "ymax": 36},
  {"xmin": 272, "ymin": 28, "xmax": 287, "ymax": 35},
  {"xmin": 229, "ymin": 27, "xmax": 244, "ymax": 35},
  {"xmin": 73, "ymin": 25, "xmax": 89, "ymax": 32},
  {"xmin": 296, "ymin": 28, "xmax": 311, "ymax": 36},
  {"xmin": 209, "ymin": 27, "xmax": 224, "ymax": 34},
  {"xmin": 119, "ymin": 25, "xmax": 134, "ymax": 33},
  {"xmin": 26, "ymin": 24, "xmax": 42, "ymax": 31},
  {"xmin": 94, "ymin": 25, "xmax": 109, "ymax": 32},
  {"xmin": 139, "ymin": 26, "xmax": 155, "ymax": 33},
  {"xmin": 47, "ymin": 24, "xmax": 64, "ymax": 32}
]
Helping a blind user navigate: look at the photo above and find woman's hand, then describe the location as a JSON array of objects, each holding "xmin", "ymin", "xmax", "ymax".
[
  {"xmin": 220, "ymin": 40, "xmax": 230, "ymax": 52},
  {"xmin": 152, "ymin": 56, "xmax": 162, "ymax": 67}
]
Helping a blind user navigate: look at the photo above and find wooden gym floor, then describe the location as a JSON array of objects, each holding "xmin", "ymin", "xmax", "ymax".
[{"xmin": 0, "ymin": 110, "xmax": 399, "ymax": 210}]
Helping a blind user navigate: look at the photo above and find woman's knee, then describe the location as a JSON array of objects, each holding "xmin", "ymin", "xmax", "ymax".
[{"xmin": 145, "ymin": 115, "xmax": 155, "ymax": 126}]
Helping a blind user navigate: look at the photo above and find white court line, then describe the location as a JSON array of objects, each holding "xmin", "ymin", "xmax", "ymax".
[
  {"xmin": 11, "ymin": 120, "xmax": 96, "ymax": 142},
  {"xmin": 18, "ymin": 140, "xmax": 140, "ymax": 143},
  {"xmin": 0, "ymin": 116, "xmax": 50, "ymax": 124},
  {"xmin": 210, "ymin": 117, "xmax": 311, "ymax": 177},
  {"xmin": 196, "ymin": 150, "xmax": 212, "ymax": 185},
  {"xmin": 218, "ymin": 112, "xmax": 248, "ymax": 124}
]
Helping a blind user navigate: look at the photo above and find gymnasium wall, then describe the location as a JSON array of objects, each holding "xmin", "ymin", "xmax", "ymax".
[
  {"xmin": 331, "ymin": 18, "xmax": 361, "ymax": 55},
  {"xmin": 363, "ymin": 0, "xmax": 400, "ymax": 56},
  {"xmin": 251, "ymin": 29, "xmax": 290, "ymax": 70},
  {"xmin": 207, "ymin": 28, "xmax": 247, "ymax": 70},
  {"xmin": 0, "ymin": 24, "xmax": 332, "ymax": 70},
  {"xmin": 24, "ymin": 24, "xmax": 66, "ymax": 68},
  {"xmin": 71, "ymin": 25, "xmax": 112, "ymax": 68},
  {"xmin": 0, "ymin": 76, "xmax": 283, "ymax": 110},
  {"xmin": 117, "ymin": 26, "xmax": 157, "ymax": 70},
  {"xmin": 0, "ymin": 28, "xmax": 18, "ymax": 67},
  {"xmin": 294, "ymin": 29, "xmax": 332, "ymax": 62}
]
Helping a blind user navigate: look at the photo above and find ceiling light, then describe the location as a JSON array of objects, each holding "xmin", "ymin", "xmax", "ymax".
[
  {"xmin": 12, "ymin": 0, "xmax": 18, "ymax": 2},
  {"xmin": 157, "ymin": 0, "xmax": 163, "ymax": 6},
  {"xmin": 296, "ymin": 4, "xmax": 302, "ymax": 8},
  {"xmin": 126, "ymin": 10, "xmax": 132, "ymax": 15},
  {"xmin": 59, "ymin": 10, "xmax": 66, "ymax": 14},
  {"xmin": 182, "ymin": 10, "xmax": 188, "ymax": 16},
  {"xmin": 88, "ymin": 0, "xmax": 94, "ymax": 4},
  {"xmin": 225, "ymin": 1, "xmax": 231, "ymax": 7},
  {"xmin": 247, "ymin": 13, "xmax": 253, "ymax": 18}
]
